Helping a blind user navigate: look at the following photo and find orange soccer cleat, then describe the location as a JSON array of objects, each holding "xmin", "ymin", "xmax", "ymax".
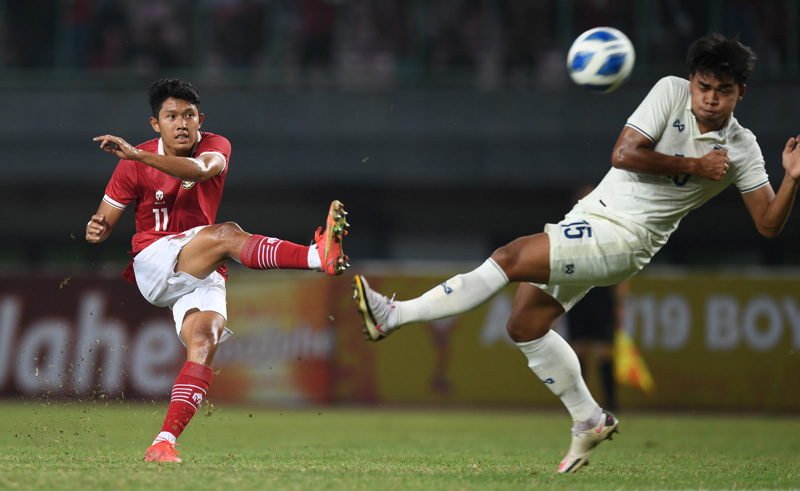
[
  {"xmin": 315, "ymin": 200, "xmax": 349, "ymax": 276},
  {"xmin": 143, "ymin": 440, "xmax": 182, "ymax": 463}
]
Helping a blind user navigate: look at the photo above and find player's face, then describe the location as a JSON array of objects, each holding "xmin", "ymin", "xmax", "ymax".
[
  {"xmin": 689, "ymin": 72, "xmax": 745, "ymax": 134},
  {"xmin": 150, "ymin": 97, "xmax": 204, "ymax": 156}
]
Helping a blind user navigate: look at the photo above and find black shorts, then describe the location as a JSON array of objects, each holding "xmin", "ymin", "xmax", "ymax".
[{"xmin": 566, "ymin": 286, "xmax": 615, "ymax": 342}]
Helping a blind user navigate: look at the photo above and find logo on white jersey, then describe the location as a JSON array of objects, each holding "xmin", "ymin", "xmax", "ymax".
[
  {"xmin": 155, "ymin": 190, "xmax": 163, "ymax": 201},
  {"xmin": 672, "ymin": 119, "xmax": 685, "ymax": 132}
]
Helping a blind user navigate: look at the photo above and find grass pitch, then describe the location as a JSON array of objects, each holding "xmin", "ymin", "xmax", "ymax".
[{"xmin": 1, "ymin": 400, "xmax": 798, "ymax": 490}]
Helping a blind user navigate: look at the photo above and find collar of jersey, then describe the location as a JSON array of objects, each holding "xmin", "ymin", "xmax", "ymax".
[{"xmin": 685, "ymin": 101, "xmax": 734, "ymax": 144}]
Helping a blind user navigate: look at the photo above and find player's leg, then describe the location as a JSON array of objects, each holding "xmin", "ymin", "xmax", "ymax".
[
  {"xmin": 144, "ymin": 309, "xmax": 225, "ymax": 463},
  {"xmin": 509, "ymin": 284, "xmax": 618, "ymax": 473},
  {"xmin": 490, "ymin": 232, "xmax": 552, "ymax": 283},
  {"xmin": 508, "ymin": 283, "xmax": 597, "ymax": 417},
  {"xmin": 175, "ymin": 200, "xmax": 349, "ymax": 279},
  {"xmin": 176, "ymin": 221, "xmax": 311, "ymax": 277},
  {"xmin": 144, "ymin": 272, "xmax": 229, "ymax": 463},
  {"xmin": 507, "ymin": 285, "xmax": 618, "ymax": 473},
  {"xmin": 354, "ymin": 233, "xmax": 550, "ymax": 341},
  {"xmin": 508, "ymin": 283, "xmax": 598, "ymax": 421}
]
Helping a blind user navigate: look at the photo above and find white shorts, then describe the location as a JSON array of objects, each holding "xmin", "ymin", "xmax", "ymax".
[
  {"xmin": 133, "ymin": 225, "xmax": 233, "ymax": 346},
  {"xmin": 531, "ymin": 213, "xmax": 653, "ymax": 311}
]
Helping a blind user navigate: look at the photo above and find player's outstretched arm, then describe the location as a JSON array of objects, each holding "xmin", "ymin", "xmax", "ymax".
[
  {"xmin": 85, "ymin": 201, "xmax": 124, "ymax": 244},
  {"xmin": 93, "ymin": 134, "xmax": 225, "ymax": 182},
  {"xmin": 742, "ymin": 135, "xmax": 800, "ymax": 238},
  {"xmin": 611, "ymin": 127, "xmax": 730, "ymax": 180}
]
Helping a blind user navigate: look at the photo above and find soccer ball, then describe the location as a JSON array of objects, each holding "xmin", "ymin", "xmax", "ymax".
[{"xmin": 567, "ymin": 27, "xmax": 635, "ymax": 93}]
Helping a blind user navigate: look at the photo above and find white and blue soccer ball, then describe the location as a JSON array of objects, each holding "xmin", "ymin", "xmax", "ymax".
[{"xmin": 567, "ymin": 27, "xmax": 635, "ymax": 93}]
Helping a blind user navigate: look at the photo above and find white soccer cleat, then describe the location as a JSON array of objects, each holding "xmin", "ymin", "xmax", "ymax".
[
  {"xmin": 558, "ymin": 411, "xmax": 619, "ymax": 474},
  {"xmin": 352, "ymin": 275, "xmax": 396, "ymax": 342}
]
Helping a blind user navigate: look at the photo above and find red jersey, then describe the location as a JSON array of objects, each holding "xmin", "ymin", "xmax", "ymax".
[{"xmin": 102, "ymin": 131, "xmax": 231, "ymax": 282}]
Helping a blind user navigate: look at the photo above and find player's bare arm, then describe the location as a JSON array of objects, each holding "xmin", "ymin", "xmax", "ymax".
[
  {"xmin": 85, "ymin": 201, "xmax": 124, "ymax": 243},
  {"xmin": 93, "ymin": 134, "xmax": 225, "ymax": 182},
  {"xmin": 611, "ymin": 126, "xmax": 730, "ymax": 180},
  {"xmin": 742, "ymin": 135, "xmax": 800, "ymax": 238}
]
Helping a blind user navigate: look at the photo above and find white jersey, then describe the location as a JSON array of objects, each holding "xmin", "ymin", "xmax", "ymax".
[{"xmin": 573, "ymin": 76, "xmax": 769, "ymax": 252}]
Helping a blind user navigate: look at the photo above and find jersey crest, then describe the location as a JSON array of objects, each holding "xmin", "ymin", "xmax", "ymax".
[{"xmin": 181, "ymin": 180, "xmax": 196, "ymax": 190}]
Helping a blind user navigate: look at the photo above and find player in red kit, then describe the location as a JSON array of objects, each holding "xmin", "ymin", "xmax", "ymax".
[{"xmin": 85, "ymin": 78, "xmax": 349, "ymax": 463}]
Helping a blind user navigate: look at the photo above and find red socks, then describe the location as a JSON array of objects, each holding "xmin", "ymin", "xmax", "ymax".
[
  {"xmin": 240, "ymin": 234, "xmax": 309, "ymax": 270},
  {"xmin": 160, "ymin": 361, "xmax": 213, "ymax": 438}
]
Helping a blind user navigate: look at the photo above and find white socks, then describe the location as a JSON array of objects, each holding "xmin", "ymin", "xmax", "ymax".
[
  {"xmin": 394, "ymin": 259, "xmax": 509, "ymax": 327},
  {"xmin": 153, "ymin": 431, "xmax": 176, "ymax": 445},
  {"xmin": 307, "ymin": 243, "xmax": 320, "ymax": 269},
  {"xmin": 377, "ymin": 258, "xmax": 600, "ymax": 426},
  {"xmin": 516, "ymin": 330, "xmax": 601, "ymax": 424},
  {"xmin": 377, "ymin": 257, "xmax": 600, "ymax": 426}
]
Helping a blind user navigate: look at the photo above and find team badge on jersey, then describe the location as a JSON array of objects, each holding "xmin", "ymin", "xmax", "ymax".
[
  {"xmin": 155, "ymin": 190, "xmax": 163, "ymax": 201},
  {"xmin": 181, "ymin": 180, "xmax": 196, "ymax": 190}
]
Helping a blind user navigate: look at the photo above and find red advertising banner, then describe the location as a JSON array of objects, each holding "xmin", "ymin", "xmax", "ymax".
[
  {"xmin": 2, "ymin": 268, "xmax": 799, "ymax": 411},
  {"xmin": 0, "ymin": 275, "xmax": 182, "ymax": 400}
]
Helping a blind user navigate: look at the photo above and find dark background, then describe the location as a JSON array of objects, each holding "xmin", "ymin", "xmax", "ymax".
[{"xmin": 2, "ymin": 0, "xmax": 799, "ymax": 272}]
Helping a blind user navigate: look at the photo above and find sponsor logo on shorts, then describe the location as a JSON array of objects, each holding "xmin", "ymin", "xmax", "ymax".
[{"xmin": 565, "ymin": 264, "xmax": 575, "ymax": 274}]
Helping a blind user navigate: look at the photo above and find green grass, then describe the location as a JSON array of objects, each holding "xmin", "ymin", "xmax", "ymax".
[{"xmin": 1, "ymin": 400, "xmax": 798, "ymax": 490}]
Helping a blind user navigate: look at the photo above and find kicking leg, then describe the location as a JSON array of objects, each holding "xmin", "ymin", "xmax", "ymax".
[
  {"xmin": 354, "ymin": 258, "xmax": 509, "ymax": 341},
  {"xmin": 175, "ymin": 200, "xmax": 348, "ymax": 279},
  {"xmin": 354, "ymin": 233, "xmax": 551, "ymax": 341}
]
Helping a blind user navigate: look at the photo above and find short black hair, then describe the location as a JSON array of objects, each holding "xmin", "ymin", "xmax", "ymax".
[
  {"xmin": 147, "ymin": 78, "xmax": 200, "ymax": 118},
  {"xmin": 686, "ymin": 33, "xmax": 756, "ymax": 86}
]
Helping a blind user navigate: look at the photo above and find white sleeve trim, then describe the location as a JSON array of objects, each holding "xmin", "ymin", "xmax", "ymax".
[
  {"xmin": 199, "ymin": 151, "xmax": 228, "ymax": 175},
  {"xmin": 103, "ymin": 194, "xmax": 127, "ymax": 210}
]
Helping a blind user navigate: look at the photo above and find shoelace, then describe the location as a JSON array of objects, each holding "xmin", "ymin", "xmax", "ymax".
[{"xmin": 369, "ymin": 291, "xmax": 396, "ymax": 324}]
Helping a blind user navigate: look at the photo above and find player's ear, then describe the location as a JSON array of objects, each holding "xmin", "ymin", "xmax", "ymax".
[
  {"xmin": 737, "ymin": 83, "xmax": 746, "ymax": 101},
  {"xmin": 150, "ymin": 116, "xmax": 160, "ymax": 133},
  {"xmin": 198, "ymin": 113, "xmax": 204, "ymax": 127}
]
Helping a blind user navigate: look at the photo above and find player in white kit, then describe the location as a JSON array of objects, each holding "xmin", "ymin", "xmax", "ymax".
[{"xmin": 353, "ymin": 33, "xmax": 800, "ymax": 473}]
